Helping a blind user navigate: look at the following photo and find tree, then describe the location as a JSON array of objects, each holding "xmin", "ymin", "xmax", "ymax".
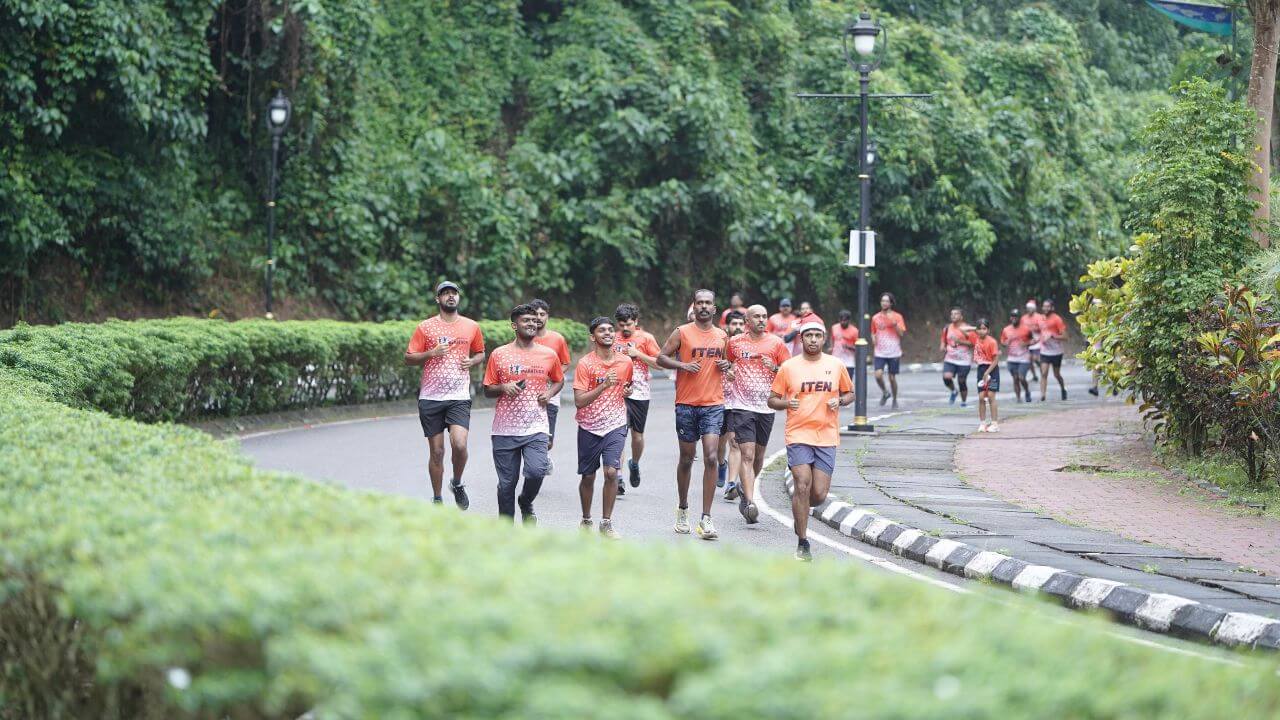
[{"xmin": 1247, "ymin": 0, "xmax": 1280, "ymax": 247}]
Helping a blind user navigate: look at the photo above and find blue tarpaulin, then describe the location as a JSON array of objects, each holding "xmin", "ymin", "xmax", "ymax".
[{"xmin": 1144, "ymin": 0, "xmax": 1234, "ymax": 36}]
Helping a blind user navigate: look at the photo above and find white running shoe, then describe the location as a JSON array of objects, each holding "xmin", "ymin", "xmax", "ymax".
[
  {"xmin": 977, "ymin": 421, "xmax": 989, "ymax": 433},
  {"xmin": 580, "ymin": 518, "xmax": 593, "ymax": 531},
  {"xmin": 987, "ymin": 422, "xmax": 1000, "ymax": 433},
  {"xmin": 599, "ymin": 519, "xmax": 620, "ymax": 539},
  {"xmin": 695, "ymin": 515, "xmax": 718, "ymax": 540},
  {"xmin": 674, "ymin": 508, "xmax": 691, "ymax": 534}
]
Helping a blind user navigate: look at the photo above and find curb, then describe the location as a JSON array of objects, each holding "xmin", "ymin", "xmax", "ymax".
[{"xmin": 783, "ymin": 471, "xmax": 1280, "ymax": 651}]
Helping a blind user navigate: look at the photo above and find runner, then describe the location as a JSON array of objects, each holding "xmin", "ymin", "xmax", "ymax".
[
  {"xmin": 613, "ymin": 303, "xmax": 662, "ymax": 494},
  {"xmin": 1088, "ymin": 298, "xmax": 1105, "ymax": 396},
  {"xmin": 727, "ymin": 304, "xmax": 790, "ymax": 523},
  {"xmin": 657, "ymin": 289, "xmax": 731, "ymax": 540},
  {"xmin": 829, "ymin": 309, "xmax": 859, "ymax": 394},
  {"xmin": 1023, "ymin": 299, "xmax": 1043, "ymax": 383},
  {"xmin": 482, "ymin": 304, "xmax": 564, "ymax": 523},
  {"xmin": 871, "ymin": 293, "xmax": 907, "ymax": 409},
  {"xmin": 940, "ymin": 307, "xmax": 977, "ymax": 408},
  {"xmin": 973, "ymin": 318, "xmax": 1001, "ymax": 432},
  {"xmin": 786, "ymin": 301, "xmax": 815, "ymax": 355},
  {"xmin": 530, "ymin": 299, "xmax": 571, "ymax": 460},
  {"xmin": 768, "ymin": 318, "xmax": 854, "ymax": 561},
  {"xmin": 719, "ymin": 292, "xmax": 746, "ymax": 328},
  {"xmin": 1001, "ymin": 308, "xmax": 1033, "ymax": 403},
  {"xmin": 574, "ymin": 317, "xmax": 634, "ymax": 539},
  {"xmin": 719, "ymin": 310, "xmax": 746, "ymax": 499},
  {"xmin": 768, "ymin": 298, "xmax": 796, "ymax": 353},
  {"xmin": 1038, "ymin": 298, "xmax": 1068, "ymax": 401},
  {"xmin": 403, "ymin": 281, "xmax": 486, "ymax": 509}
]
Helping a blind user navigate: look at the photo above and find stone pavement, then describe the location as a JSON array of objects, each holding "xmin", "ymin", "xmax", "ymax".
[{"xmin": 835, "ymin": 402, "xmax": 1280, "ymax": 618}]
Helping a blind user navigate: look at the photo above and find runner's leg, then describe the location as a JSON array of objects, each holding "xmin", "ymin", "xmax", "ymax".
[
  {"xmin": 1039, "ymin": 362, "xmax": 1050, "ymax": 400},
  {"xmin": 492, "ymin": 438, "xmax": 520, "ymax": 518},
  {"xmin": 791, "ymin": 463, "xmax": 814, "ymax": 541},
  {"xmin": 579, "ymin": 471, "xmax": 595, "ymax": 520},
  {"xmin": 739, "ymin": 442, "xmax": 759, "ymax": 502},
  {"xmin": 809, "ymin": 466, "xmax": 833, "ymax": 508},
  {"xmin": 427, "ymin": 434, "xmax": 445, "ymax": 499},
  {"xmin": 447, "ymin": 425, "xmax": 469, "ymax": 485},
  {"xmin": 676, "ymin": 441, "xmax": 695, "ymax": 508},
  {"xmin": 700, "ymin": 432, "xmax": 720, "ymax": 516},
  {"xmin": 517, "ymin": 434, "xmax": 548, "ymax": 514},
  {"xmin": 602, "ymin": 466, "xmax": 619, "ymax": 520}
]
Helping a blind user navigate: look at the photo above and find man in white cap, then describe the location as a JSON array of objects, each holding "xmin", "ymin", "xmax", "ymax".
[
  {"xmin": 768, "ymin": 316, "xmax": 853, "ymax": 561},
  {"xmin": 1022, "ymin": 299, "xmax": 1043, "ymax": 387}
]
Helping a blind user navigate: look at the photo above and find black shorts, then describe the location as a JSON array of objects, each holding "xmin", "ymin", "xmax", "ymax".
[
  {"xmin": 626, "ymin": 398, "xmax": 649, "ymax": 433},
  {"xmin": 976, "ymin": 364, "xmax": 1001, "ymax": 393},
  {"xmin": 873, "ymin": 357, "xmax": 901, "ymax": 374},
  {"xmin": 418, "ymin": 399, "xmax": 471, "ymax": 437},
  {"xmin": 1040, "ymin": 353, "xmax": 1063, "ymax": 369},
  {"xmin": 729, "ymin": 409, "xmax": 775, "ymax": 446},
  {"xmin": 942, "ymin": 362, "xmax": 971, "ymax": 380}
]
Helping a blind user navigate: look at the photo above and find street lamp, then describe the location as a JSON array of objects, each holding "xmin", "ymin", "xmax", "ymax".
[
  {"xmin": 796, "ymin": 11, "xmax": 930, "ymax": 434},
  {"xmin": 264, "ymin": 90, "xmax": 292, "ymax": 319}
]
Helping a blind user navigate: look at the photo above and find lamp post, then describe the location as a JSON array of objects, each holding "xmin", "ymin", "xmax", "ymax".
[
  {"xmin": 797, "ymin": 11, "xmax": 930, "ymax": 434},
  {"xmin": 265, "ymin": 90, "xmax": 292, "ymax": 319}
]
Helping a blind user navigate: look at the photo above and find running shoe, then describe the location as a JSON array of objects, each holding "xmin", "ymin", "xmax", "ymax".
[
  {"xmin": 987, "ymin": 422, "xmax": 1000, "ymax": 433},
  {"xmin": 746, "ymin": 502, "xmax": 760, "ymax": 523},
  {"xmin": 450, "ymin": 481, "xmax": 469, "ymax": 510},
  {"xmin": 629, "ymin": 458, "xmax": 641, "ymax": 487},
  {"xmin": 795, "ymin": 539, "xmax": 813, "ymax": 562},
  {"xmin": 724, "ymin": 481, "xmax": 740, "ymax": 501},
  {"xmin": 695, "ymin": 514, "xmax": 718, "ymax": 540},
  {"xmin": 674, "ymin": 507, "xmax": 691, "ymax": 534},
  {"xmin": 617, "ymin": 477, "xmax": 626, "ymax": 496},
  {"xmin": 717, "ymin": 461, "xmax": 727, "ymax": 487},
  {"xmin": 521, "ymin": 510, "xmax": 538, "ymax": 526},
  {"xmin": 977, "ymin": 422, "xmax": 988, "ymax": 433},
  {"xmin": 580, "ymin": 518, "xmax": 594, "ymax": 530},
  {"xmin": 1088, "ymin": 387, "xmax": 1099, "ymax": 397},
  {"xmin": 960, "ymin": 401, "xmax": 967, "ymax": 409},
  {"xmin": 880, "ymin": 390, "xmax": 891, "ymax": 406},
  {"xmin": 547, "ymin": 456, "xmax": 555, "ymax": 475},
  {"xmin": 949, "ymin": 391, "xmax": 958, "ymax": 406},
  {"xmin": 1061, "ymin": 389, "xmax": 1068, "ymax": 401},
  {"xmin": 891, "ymin": 400, "xmax": 899, "ymax": 410},
  {"xmin": 599, "ymin": 519, "xmax": 620, "ymax": 540},
  {"xmin": 431, "ymin": 496, "xmax": 444, "ymax": 505},
  {"xmin": 1024, "ymin": 390, "xmax": 1032, "ymax": 403}
]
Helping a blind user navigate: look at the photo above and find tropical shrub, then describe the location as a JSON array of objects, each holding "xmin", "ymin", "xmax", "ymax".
[
  {"xmin": 3, "ymin": 364, "xmax": 1280, "ymax": 717},
  {"xmin": 1073, "ymin": 78, "xmax": 1259, "ymax": 454}
]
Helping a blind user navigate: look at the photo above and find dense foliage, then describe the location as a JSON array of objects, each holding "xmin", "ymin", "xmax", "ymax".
[
  {"xmin": 0, "ymin": 316, "xmax": 586, "ymax": 422},
  {"xmin": 1, "ymin": 0, "xmax": 1193, "ymax": 323},
  {"xmin": 1075, "ymin": 79, "xmax": 1261, "ymax": 460},
  {"xmin": 4, "ymin": 354, "xmax": 1280, "ymax": 717}
]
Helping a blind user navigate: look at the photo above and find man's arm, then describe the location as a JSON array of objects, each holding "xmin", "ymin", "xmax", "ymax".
[
  {"xmin": 656, "ymin": 329, "xmax": 691, "ymax": 371},
  {"xmin": 463, "ymin": 351, "xmax": 486, "ymax": 369},
  {"xmin": 574, "ymin": 380, "xmax": 613, "ymax": 408},
  {"xmin": 626, "ymin": 345, "xmax": 661, "ymax": 369},
  {"xmin": 540, "ymin": 380, "xmax": 564, "ymax": 405},
  {"xmin": 838, "ymin": 390, "xmax": 855, "ymax": 406},
  {"xmin": 767, "ymin": 391, "xmax": 791, "ymax": 411}
]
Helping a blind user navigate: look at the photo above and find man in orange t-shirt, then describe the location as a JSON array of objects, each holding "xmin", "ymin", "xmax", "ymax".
[
  {"xmin": 530, "ymin": 299, "xmax": 572, "ymax": 453},
  {"xmin": 404, "ymin": 281, "xmax": 487, "ymax": 510},
  {"xmin": 657, "ymin": 289, "xmax": 731, "ymax": 540},
  {"xmin": 573, "ymin": 317, "xmax": 634, "ymax": 539},
  {"xmin": 767, "ymin": 298, "xmax": 796, "ymax": 354},
  {"xmin": 1037, "ymin": 298, "xmax": 1069, "ymax": 402},
  {"xmin": 769, "ymin": 319, "xmax": 854, "ymax": 561},
  {"xmin": 482, "ymin": 303, "xmax": 565, "ymax": 523},
  {"xmin": 613, "ymin": 303, "xmax": 662, "ymax": 494}
]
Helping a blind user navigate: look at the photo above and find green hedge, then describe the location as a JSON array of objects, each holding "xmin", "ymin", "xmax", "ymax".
[
  {"xmin": 0, "ymin": 317, "xmax": 587, "ymax": 423},
  {"xmin": 2, "ymin": 320, "xmax": 1279, "ymax": 717}
]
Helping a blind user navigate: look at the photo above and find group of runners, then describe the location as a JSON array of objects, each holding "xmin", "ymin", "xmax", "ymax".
[
  {"xmin": 406, "ymin": 282, "xmax": 864, "ymax": 561},
  {"xmin": 937, "ymin": 298, "xmax": 1070, "ymax": 432},
  {"xmin": 405, "ymin": 281, "xmax": 1075, "ymax": 560}
]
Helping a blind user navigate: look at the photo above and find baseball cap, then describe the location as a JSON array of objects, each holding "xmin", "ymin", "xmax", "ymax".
[
  {"xmin": 779, "ymin": 297, "xmax": 793, "ymax": 307},
  {"xmin": 436, "ymin": 281, "xmax": 461, "ymax": 296}
]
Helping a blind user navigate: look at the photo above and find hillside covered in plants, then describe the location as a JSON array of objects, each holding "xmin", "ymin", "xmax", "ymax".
[{"xmin": 1, "ymin": 0, "xmax": 1211, "ymax": 323}]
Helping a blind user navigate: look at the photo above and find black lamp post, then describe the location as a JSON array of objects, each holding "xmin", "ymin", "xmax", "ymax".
[
  {"xmin": 797, "ymin": 11, "xmax": 930, "ymax": 434},
  {"xmin": 265, "ymin": 90, "xmax": 292, "ymax": 319},
  {"xmin": 845, "ymin": 12, "xmax": 883, "ymax": 433}
]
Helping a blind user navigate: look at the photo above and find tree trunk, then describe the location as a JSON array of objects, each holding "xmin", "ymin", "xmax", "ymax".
[{"xmin": 1247, "ymin": 0, "xmax": 1280, "ymax": 248}]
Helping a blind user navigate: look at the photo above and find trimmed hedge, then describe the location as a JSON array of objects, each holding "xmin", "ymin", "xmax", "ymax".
[
  {"xmin": 2, "ymin": 320, "xmax": 1279, "ymax": 717},
  {"xmin": 0, "ymin": 317, "xmax": 587, "ymax": 423}
]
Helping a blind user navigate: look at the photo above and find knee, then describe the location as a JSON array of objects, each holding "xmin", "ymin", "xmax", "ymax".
[
  {"xmin": 702, "ymin": 452, "xmax": 719, "ymax": 469},
  {"xmin": 811, "ymin": 487, "xmax": 829, "ymax": 504}
]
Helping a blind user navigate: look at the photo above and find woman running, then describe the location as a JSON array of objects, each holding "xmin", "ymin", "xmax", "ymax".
[
  {"xmin": 940, "ymin": 307, "xmax": 977, "ymax": 407},
  {"xmin": 1001, "ymin": 308, "xmax": 1033, "ymax": 403},
  {"xmin": 973, "ymin": 318, "xmax": 1000, "ymax": 432}
]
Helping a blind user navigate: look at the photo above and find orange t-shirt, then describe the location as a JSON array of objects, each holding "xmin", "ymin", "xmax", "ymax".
[
  {"xmin": 674, "ymin": 323, "xmax": 728, "ymax": 406},
  {"xmin": 1039, "ymin": 314, "xmax": 1068, "ymax": 356},
  {"xmin": 534, "ymin": 330, "xmax": 572, "ymax": 407},
  {"xmin": 572, "ymin": 351, "xmax": 634, "ymax": 435},
  {"xmin": 406, "ymin": 315, "xmax": 486, "ymax": 401},
  {"xmin": 767, "ymin": 313, "xmax": 794, "ymax": 339},
  {"xmin": 613, "ymin": 329, "xmax": 662, "ymax": 401},
  {"xmin": 1001, "ymin": 324, "xmax": 1032, "ymax": 362},
  {"xmin": 770, "ymin": 353, "xmax": 853, "ymax": 447},
  {"xmin": 974, "ymin": 336, "xmax": 999, "ymax": 366},
  {"xmin": 482, "ymin": 343, "xmax": 564, "ymax": 436},
  {"xmin": 829, "ymin": 322, "xmax": 859, "ymax": 366}
]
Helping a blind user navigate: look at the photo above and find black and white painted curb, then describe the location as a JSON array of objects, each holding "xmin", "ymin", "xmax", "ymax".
[{"xmin": 783, "ymin": 471, "xmax": 1280, "ymax": 651}]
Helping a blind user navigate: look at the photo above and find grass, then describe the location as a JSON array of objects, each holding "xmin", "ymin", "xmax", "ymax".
[{"xmin": 1157, "ymin": 446, "xmax": 1280, "ymax": 521}]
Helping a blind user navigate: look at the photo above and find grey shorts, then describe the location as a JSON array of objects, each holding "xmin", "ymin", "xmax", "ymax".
[
  {"xmin": 786, "ymin": 443, "xmax": 836, "ymax": 476},
  {"xmin": 675, "ymin": 403, "xmax": 724, "ymax": 443},
  {"xmin": 577, "ymin": 425, "xmax": 627, "ymax": 475}
]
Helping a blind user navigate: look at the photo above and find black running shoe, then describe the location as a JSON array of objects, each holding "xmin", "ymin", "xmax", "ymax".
[
  {"xmin": 1061, "ymin": 389, "xmax": 1068, "ymax": 401},
  {"xmin": 880, "ymin": 390, "xmax": 890, "ymax": 406},
  {"xmin": 629, "ymin": 459, "xmax": 641, "ymax": 488},
  {"xmin": 450, "ymin": 481, "xmax": 469, "ymax": 510},
  {"xmin": 432, "ymin": 496, "xmax": 444, "ymax": 505},
  {"xmin": 617, "ymin": 477, "xmax": 626, "ymax": 496},
  {"xmin": 795, "ymin": 539, "xmax": 812, "ymax": 562}
]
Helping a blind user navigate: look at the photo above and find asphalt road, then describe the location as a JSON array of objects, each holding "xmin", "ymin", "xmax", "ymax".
[{"xmin": 242, "ymin": 364, "xmax": 1091, "ymax": 573}]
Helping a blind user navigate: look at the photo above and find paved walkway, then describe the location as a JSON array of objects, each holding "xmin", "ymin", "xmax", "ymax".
[
  {"xmin": 957, "ymin": 405, "xmax": 1280, "ymax": 578},
  {"xmin": 834, "ymin": 400, "xmax": 1280, "ymax": 618}
]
